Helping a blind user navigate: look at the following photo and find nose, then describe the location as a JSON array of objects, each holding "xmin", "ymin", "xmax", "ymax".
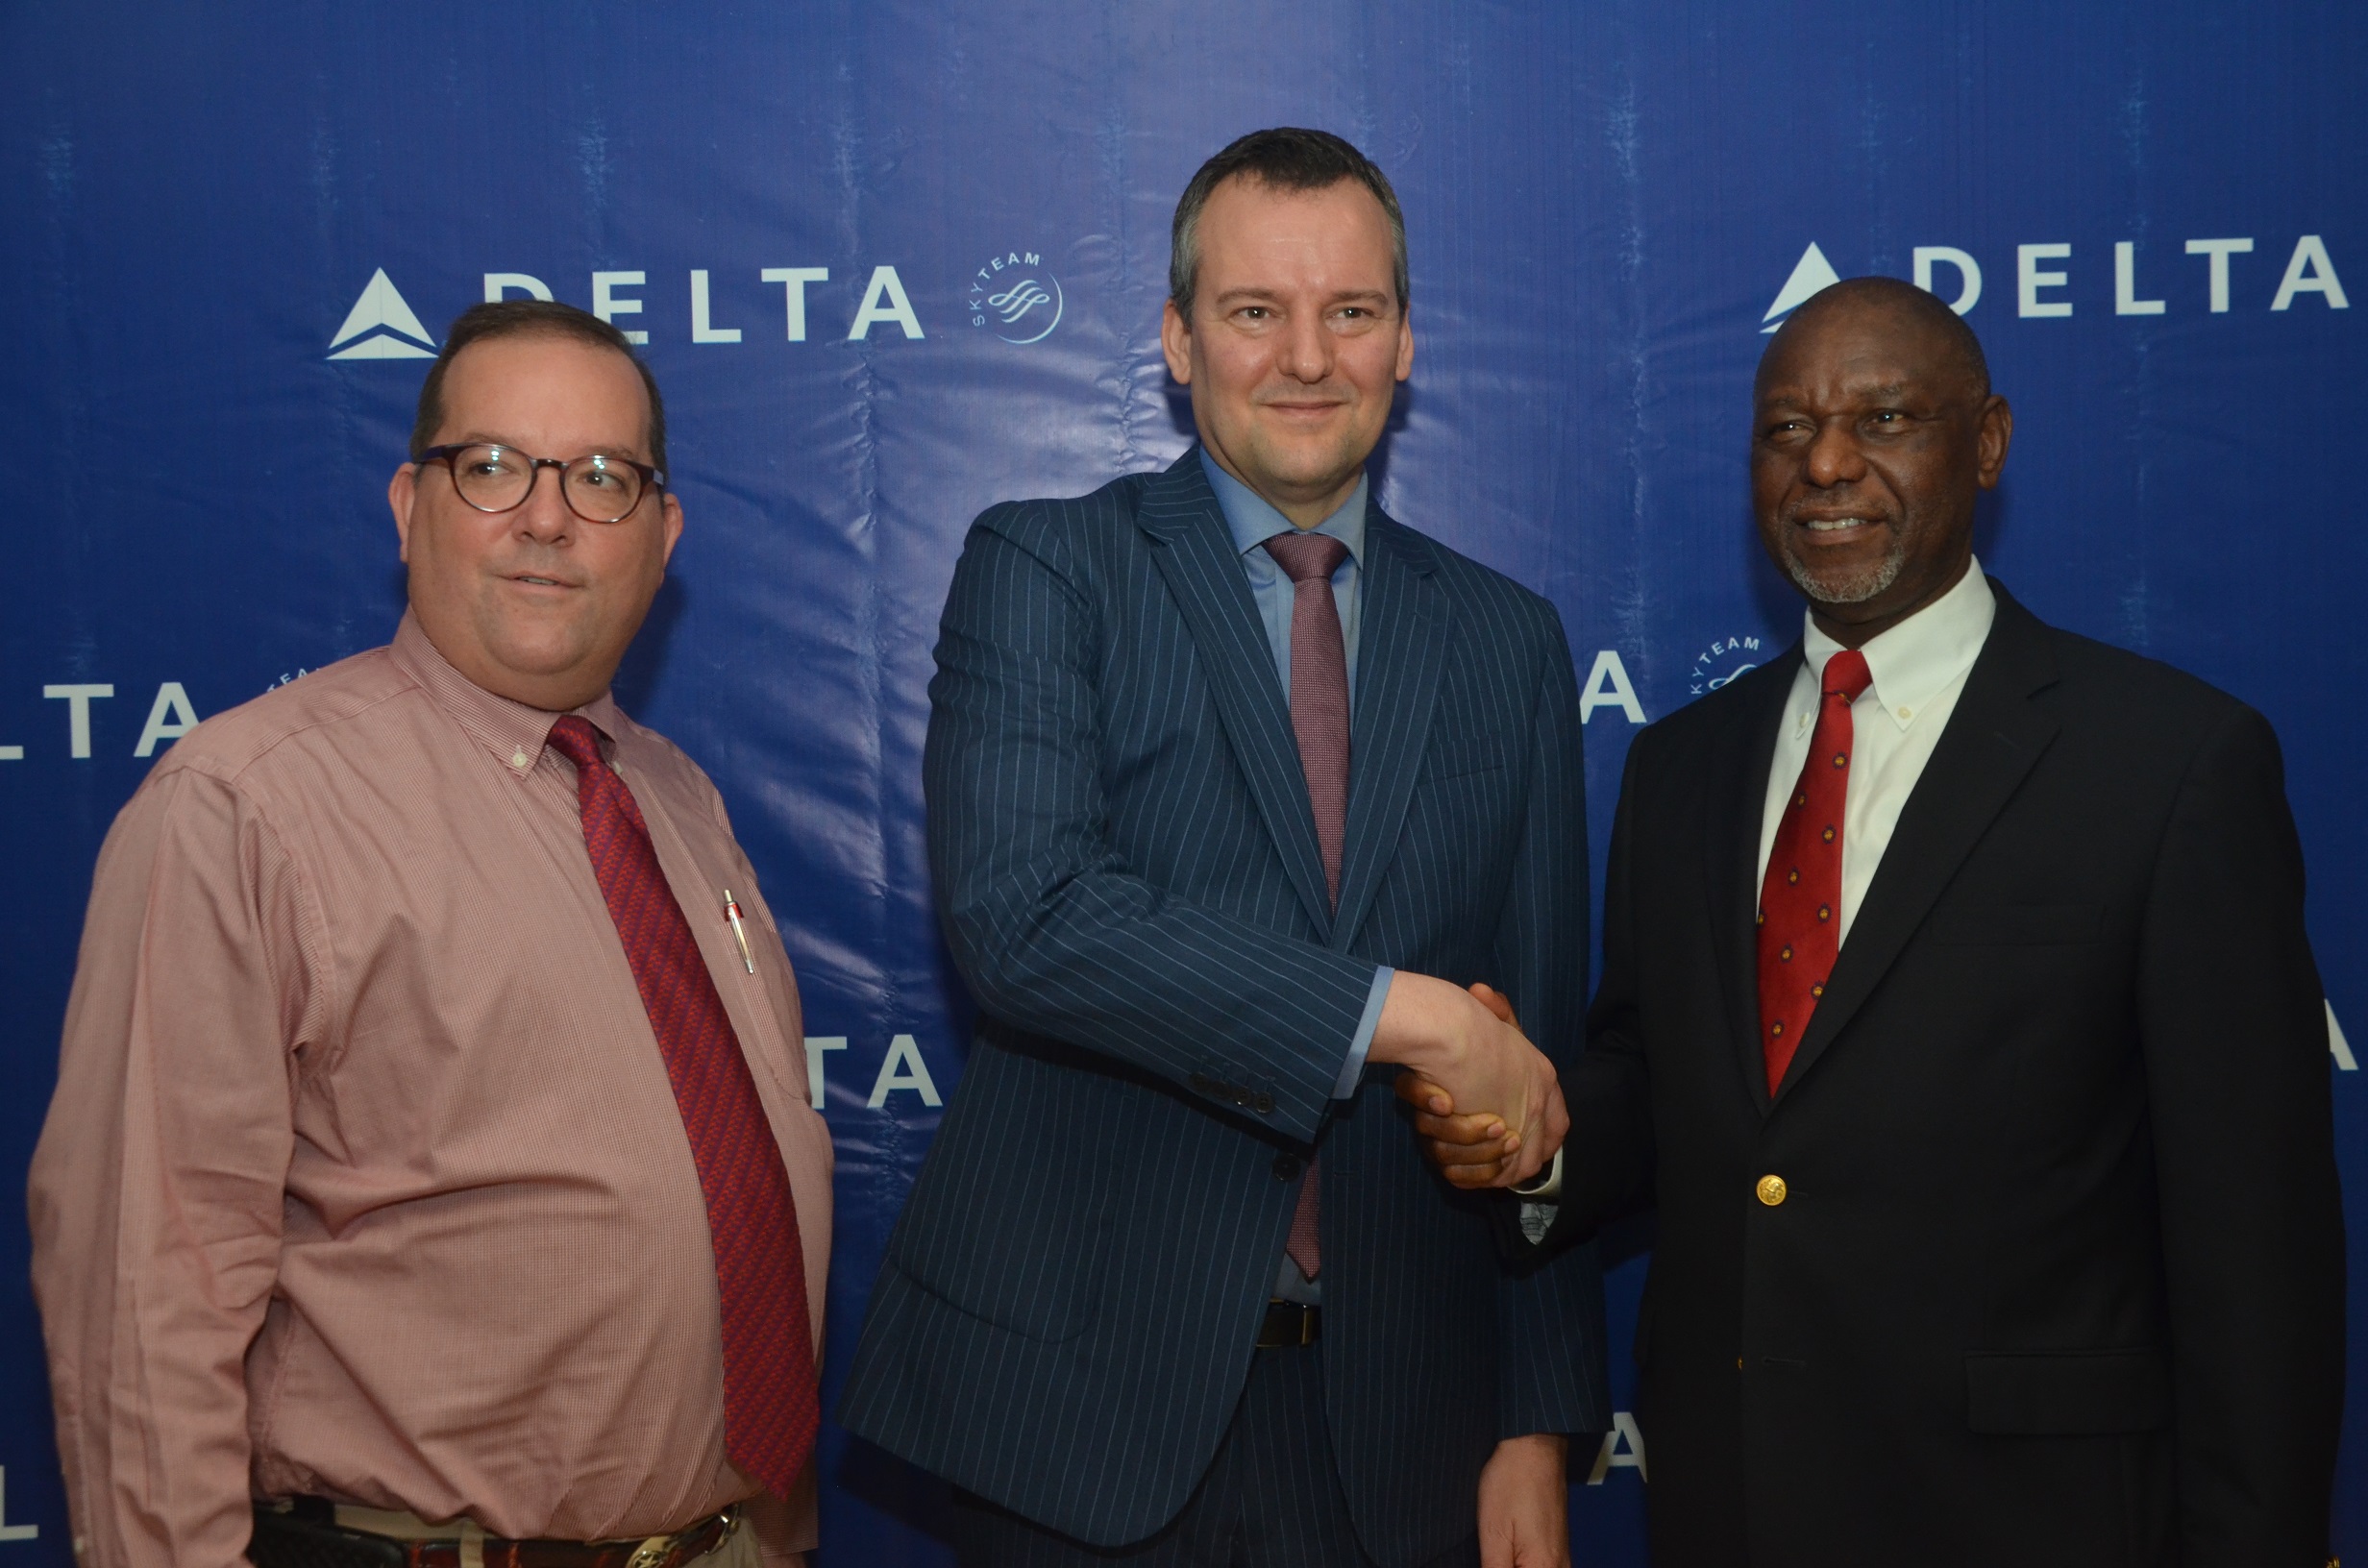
[
  {"xmin": 514, "ymin": 462, "xmax": 576, "ymax": 541},
  {"xmin": 1804, "ymin": 417, "xmax": 1867, "ymax": 488},
  {"xmin": 1273, "ymin": 308, "xmax": 1335, "ymax": 384}
]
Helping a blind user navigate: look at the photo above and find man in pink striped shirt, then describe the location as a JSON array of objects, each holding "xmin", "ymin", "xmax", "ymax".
[{"xmin": 30, "ymin": 300, "xmax": 831, "ymax": 1568}]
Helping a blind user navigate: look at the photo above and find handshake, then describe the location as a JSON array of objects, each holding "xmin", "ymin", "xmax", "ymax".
[{"xmin": 1370, "ymin": 973, "xmax": 1567, "ymax": 1191}]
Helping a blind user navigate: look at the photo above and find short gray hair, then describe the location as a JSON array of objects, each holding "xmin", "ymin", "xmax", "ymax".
[{"xmin": 1170, "ymin": 127, "xmax": 1409, "ymax": 320}]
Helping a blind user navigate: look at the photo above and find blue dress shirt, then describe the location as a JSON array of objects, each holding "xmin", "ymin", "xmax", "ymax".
[
  {"xmin": 1199, "ymin": 449, "xmax": 1395, "ymax": 1105},
  {"xmin": 1206, "ymin": 453, "xmax": 1566, "ymax": 1246}
]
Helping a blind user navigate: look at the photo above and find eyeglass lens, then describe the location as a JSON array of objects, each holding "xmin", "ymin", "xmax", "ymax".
[{"xmin": 447, "ymin": 445, "xmax": 646, "ymax": 523}]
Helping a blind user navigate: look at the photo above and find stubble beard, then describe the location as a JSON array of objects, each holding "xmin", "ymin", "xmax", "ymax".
[
  {"xmin": 1250, "ymin": 404, "xmax": 1368, "ymax": 488},
  {"xmin": 1780, "ymin": 534, "xmax": 1906, "ymax": 606}
]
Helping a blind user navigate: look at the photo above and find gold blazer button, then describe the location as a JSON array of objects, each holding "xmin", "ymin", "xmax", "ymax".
[{"xmin": 1756, "ymin": 1174, "xmax": 1788, "ymax": 1207}]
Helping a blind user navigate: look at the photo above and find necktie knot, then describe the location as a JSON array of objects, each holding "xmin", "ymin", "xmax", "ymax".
[
  {"xmin": 545, "ymin": 714, "xmax": 604, "ymax": 772},
  {"xmin": 1821, "ymin": 649, "xmax": 1873, "ymax": 704},
  {"xmin": 1263, "ymin": 529, "xmax": 1349, "ymax": 584}
]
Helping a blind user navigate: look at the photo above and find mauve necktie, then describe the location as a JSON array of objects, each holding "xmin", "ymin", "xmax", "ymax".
[
  {"xmin": 1755, "ymin": 649, "xmax": 1873, "ymax": 1093},
  {"xmin": 1263, "ymin": 529, "xmax": 1351, "ymax": 1280},
  {"xmin": 547, "ymin": 716, "xmax": 819, "ymax": 1497}
]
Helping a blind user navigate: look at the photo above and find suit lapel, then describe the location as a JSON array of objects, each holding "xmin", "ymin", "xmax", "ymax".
[
  {"xmin": 1702, "ymin": 654, "xmax": 1798, "ymax": 1115},
  {"xmin": 1138, "ymin": 451, "xmax": 1336, "ymax": 939},
  {"xmin": 1773, "ymin": 585, "xmax": 2061, "ymax": 1102},
  {"xmin": 1332, "ymin": 511, "xmax": 1446, "ymax": 952}
]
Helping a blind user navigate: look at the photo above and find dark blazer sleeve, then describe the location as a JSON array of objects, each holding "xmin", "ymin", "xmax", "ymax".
[
  {"xmin": 1547, "ymin": 727, "xmax": 1658, "ymax": 1247},
  {"xmin": 925, "ymin": 509, "xmax": 1381, "ymax": 1143},
  {"xmin": 1491, "ymin": 611, "xmax": 1613, "ymax": 1438},
  {"xmin": 2135, "ymin": 701, "xmax": 2344, "ymax": 1560}
]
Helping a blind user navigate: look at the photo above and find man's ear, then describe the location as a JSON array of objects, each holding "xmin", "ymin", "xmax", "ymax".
[
  {"xmin": 1159, "ymin": 298, "xmax": 1195, "ymax": 385},
  {"xmin": 389, "ymin": 463, "xmax": 419, "ymax": 563},
  {"xmin": 659, "ymin": 490, "xmax": 684, "ymax": 567},
  {"xmin": 1975, "ymin": 395, "xmax": 2013, "ymax": 490},
  {"xmin": 1394, "ymin": 306, "xmax": 1415, "ymax": 382}
]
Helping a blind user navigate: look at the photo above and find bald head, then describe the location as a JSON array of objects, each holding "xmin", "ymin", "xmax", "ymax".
[
  {"xmin": 1762, "ymin": 275, "xmax": 1990, "ymax": 401},
  {"xmin": 1748, "ymin": 275, "xmax": 2012, "ymax": 649}
]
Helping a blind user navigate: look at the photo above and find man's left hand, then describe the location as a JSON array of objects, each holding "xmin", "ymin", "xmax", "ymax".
[{"xmin": 1477, "ymin": 1433, "xmax": 1568, "ymax": 1568}]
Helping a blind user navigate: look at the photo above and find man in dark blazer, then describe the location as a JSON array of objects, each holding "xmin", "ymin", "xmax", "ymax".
[
  {"xmin": 1419, "ymin": 276, "xmax": 2345, "ymax": 1564},
  {"xmin": 841, "ymin": 129, "xmax": 1606, "ymax": 1568}
]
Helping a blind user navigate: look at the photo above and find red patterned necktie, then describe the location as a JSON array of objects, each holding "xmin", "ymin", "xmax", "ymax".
[
  {"xmin": 1263, "ymin": 529, "xmax": 1351, "ymax": 1280},
  {"xmin": 546, "ymin": 716, "xmax": 819, "ymax": 1497},
  {"xmin": 1756, "ymin": 649, "xmax": 1874, "ymax": 1094}
]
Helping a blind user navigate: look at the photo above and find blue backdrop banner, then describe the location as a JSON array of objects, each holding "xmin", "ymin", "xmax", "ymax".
[{"xmin": 1, "ymin": 3, "xmax": 2359, "ymax": 1561}]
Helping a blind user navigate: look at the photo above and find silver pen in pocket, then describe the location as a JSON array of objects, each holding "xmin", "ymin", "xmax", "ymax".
[{"xmin": 722, "ymin": 890, "xmax": 756, "ymax": 973}]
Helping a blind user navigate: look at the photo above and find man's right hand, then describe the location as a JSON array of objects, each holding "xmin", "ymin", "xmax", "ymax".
[{"xmin": 1369, "ymin": 973, "xmax": 1567, "ymax": 1187}]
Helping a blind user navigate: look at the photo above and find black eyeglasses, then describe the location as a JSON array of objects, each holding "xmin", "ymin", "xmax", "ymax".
[{"xmin": 416, "ymin": 443, "xmax": 667, "ymax": 525}]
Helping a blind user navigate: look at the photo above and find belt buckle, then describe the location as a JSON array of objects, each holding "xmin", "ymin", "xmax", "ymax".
[
  {"xmin": 625, "ymin": 1506, "xmax": 735, "ymax": 1568},
  {"xmin": 1260, "ymin": 1299, "xmax": 1319, "ymax": 1348}
]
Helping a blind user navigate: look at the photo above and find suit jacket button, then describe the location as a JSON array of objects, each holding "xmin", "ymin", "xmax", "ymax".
[
  {"xmin": 1756, "ymin": 1174, "xmax": 1788, "ymax": 1207},
  {"xmin": 1273, "ymin": 1154, "xmax": 1303, "ymax": 1181},
  {"xmin": 1253, "ymin": 1092, "xmax": 1275, "ymax": 1115}
]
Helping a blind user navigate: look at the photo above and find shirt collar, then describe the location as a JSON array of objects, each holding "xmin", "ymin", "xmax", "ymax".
[
  {"xmin": 1801, "ymin": 556, "xmax": 1997, "ymax": 732},
  {"xmin": 1199, "ymin": 446, "xmax": 1369, "ymax": 568},
  {"xmin": 389, "ymin": 611, "xmax": 629, "ymax": 775}
]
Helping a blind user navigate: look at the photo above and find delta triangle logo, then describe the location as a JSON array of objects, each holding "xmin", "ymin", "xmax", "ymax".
[
  {"xmin": 2331, "ymin": 1001, "xmax": 2358, "ymax": 1072},
  {"xmin": 1761, "ymin": 242, "xmax": 1841, "ymax": 333},
  {"xmin": 328, "ymin": 269, "xmax": 436, "ymax": 360}
]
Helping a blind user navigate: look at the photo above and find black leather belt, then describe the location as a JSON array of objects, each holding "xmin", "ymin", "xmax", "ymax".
[{"xmin": 1257, "ymin": 1300, "xmax": 1320, "ymax": 1348}]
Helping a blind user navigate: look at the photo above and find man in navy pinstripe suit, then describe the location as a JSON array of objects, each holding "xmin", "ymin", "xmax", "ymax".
[{"xmin": 841, "ymin": 130, "xmax": 1608, "ymax": 1568}]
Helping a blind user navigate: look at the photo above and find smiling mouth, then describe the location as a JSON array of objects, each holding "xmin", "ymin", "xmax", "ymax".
[
  {"xmin": 1795, "ymin": 516, "xmax": 1884, "ymax": 536},
  {"xmin": 509, "ymin": 574, "xmax": 571, "ymax": 588}
]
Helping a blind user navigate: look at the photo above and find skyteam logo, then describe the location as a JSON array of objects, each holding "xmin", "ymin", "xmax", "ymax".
[
  {"xmin": 327, "ymin": 269, "xmax": 437, "ymax": 359},
  {"xmin": 967, "ymin": 249, "xmax": 1064, "ymax": 344},
  {"xmin": 1689, "ymin": 633, "xmax": 1766, "ymax": 698},
  {"xmin": 1760, "ymin": 233, "xmax": 2349, "ymax": 332}
]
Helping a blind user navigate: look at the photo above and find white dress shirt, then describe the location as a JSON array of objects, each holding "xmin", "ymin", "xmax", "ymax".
[{"xmin": 1756, "ymin": 559, "xmax": 1998, "ymax": 939}]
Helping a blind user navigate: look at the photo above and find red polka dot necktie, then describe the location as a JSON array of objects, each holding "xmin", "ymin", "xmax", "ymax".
[
  {"xmin": 1756, "ymin": 649, "xmax": 1873, "ymax": 1094},
  {"xmin": 1264, "ymin": 529, "xmax": 1351, "ymax": 1281},
  {"xmin": 546, "ymin": 716, "xmax": 819, "ymax": 1498}
]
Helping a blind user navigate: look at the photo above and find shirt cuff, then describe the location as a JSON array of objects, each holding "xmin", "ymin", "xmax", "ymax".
[
  {"xmin": 1333, "ymin": 967, "xmax": 1394, "ymax": 1098},
  {"xmin": 1512, "ymin": 1146, "xmax": 1564, "ymax": 1201}
]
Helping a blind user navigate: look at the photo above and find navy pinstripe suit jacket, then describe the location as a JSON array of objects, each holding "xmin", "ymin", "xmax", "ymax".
[{"xmin": 840, "ymin": 450, "xmax": 1609, "ymax": 1565}]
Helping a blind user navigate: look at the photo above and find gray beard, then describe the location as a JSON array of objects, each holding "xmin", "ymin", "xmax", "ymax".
[{"xmin": 1782, "ymin": 536, "xmax": 1905, "ymax": 605}]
